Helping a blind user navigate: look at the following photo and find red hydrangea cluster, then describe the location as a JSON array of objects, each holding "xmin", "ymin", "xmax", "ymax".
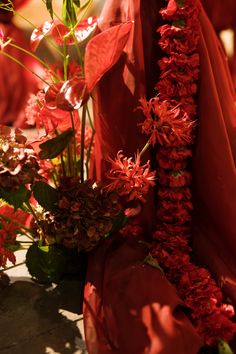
[{"xmin": 140, "ymin": 0, "xmax": 236, "ymax": 347}]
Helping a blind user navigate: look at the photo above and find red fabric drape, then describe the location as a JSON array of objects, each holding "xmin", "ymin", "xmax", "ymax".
[
  {"xmin": 83, "ymin": 1, "xmax": 236, "ymax": 353},
  {"xmin": 201, "ymin": 0, "xmax": 236, "ymax": 32},
  {"xmin": 0, "ymin": 0, "xmax": 40, "ymax": 127},
  {"xmin": 192, "ymin": 8, "xmax": 236, "ymax": 307},
  {"xmin": 201, "ymin": 0, "xmax": 236, "ymax": 89}
]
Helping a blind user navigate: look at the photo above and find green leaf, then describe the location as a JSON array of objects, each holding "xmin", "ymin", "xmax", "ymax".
[
  {"xmin": 73, "ymin": 0, "xmax": 80, "ymax": 7},
  {"xmin": 62, "ymin": 0, "xmax": 77, "ymax": 27},
  {"xmin": 39, "ymin": 128, "xmax": 74, "ymax": 159},
  {"xmin": 32, "ymin": 181, "xmax": 59, "ymax": 211},
  {"xmin": 144, "ymin": 254, "xmax": 164, "ymax": 274},
  {"xmin": 7, "ymin": 242, "xmax": 21, "ymax": 252},
  {"xmin": 105, "ymin": 212, "xmax": 128, "ymax": 238},
  {"xmin": 218, "ymin": 340, "xmax": 234, "ymax": 354},
  {"xmin": 26, "ymin": 243, "xmax": 67, "ymax": 283},
  {"xmin": 0, "ymin": 185, "xmax": 31, "ymax": 209},
  {"xmin": 46, "ymin": 0, "xmax": 54, "ymax": 19}
]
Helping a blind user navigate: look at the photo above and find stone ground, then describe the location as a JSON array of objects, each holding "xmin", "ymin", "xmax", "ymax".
[{"xmin": 0, "ymin": 249, "xmax": 87, "ymax": 354}]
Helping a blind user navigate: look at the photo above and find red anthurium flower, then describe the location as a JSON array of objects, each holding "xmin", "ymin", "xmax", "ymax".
[
  {"xmin": 31, "ymin": 21, "xmax": 54, "ymax": 52},
  {"xmin": 40, "ymin": 107, "xmax": 80, "ymax": 134},
  {"xmin": 57, "ymin": 78, "xmax": 89, "ymax": 111},
  {"xmin": 84, "ymin": 22, "xmax": 133, "ymax": 92},
  {"xmin": 31, "ymin": 16, "xmax": 98, "ymax": 52},
  {"xmin": 44, "ymin": 82, "xmax": 64, "ymax": 109}
]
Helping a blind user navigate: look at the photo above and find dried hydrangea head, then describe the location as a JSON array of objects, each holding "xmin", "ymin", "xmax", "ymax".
[
  {"xmin": 0, "ymin": 126, "xmax": 40, "ymax": 190},
  {"xmin": 38, "ymin": 177, "xmax": 122, "ymax": 251}
]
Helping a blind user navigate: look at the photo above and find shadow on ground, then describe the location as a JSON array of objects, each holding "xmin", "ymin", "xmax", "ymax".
[{"xmin": 0, "ymin": 277, "xmax": 87, "ymax": 354}]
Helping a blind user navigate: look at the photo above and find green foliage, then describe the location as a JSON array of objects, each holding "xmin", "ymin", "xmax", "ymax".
[
  {"xmin": 0, "ymin": 185, "xmax": 31, "ymax": 210},
  {"xmin": 26, "ymin": 243, "xmax": 67, "ymax": 283},
  {"xmin": 105, "ymin": 212, "xmax": 128, "ymax": 237},
  {"xmin": 73, "ymin": 0, "xmax": 80, "ymax": 7},
  {"xmin": 26, "ymin": 243, "xmax": 86, "ymax": 284},
  {"xmin": 46, "ymin": 0, "xmax": 54, "ymax": 19},
  {"xmin": 144, "ymin": 254, "xmax": 164, "ymax": 274},
  {"xmin": 62, "ymin": 0, "xmax": 77, "ymax": 27},
  {"xmin": 32, "ymin": 181, "xmax": 59, "ymax": 211},
  {"xmin": 39, "ymin": 128, "xmax": 74, "ymax": 159},
  {"xmin": 218, "ymin": 340, "xmax": 234, "ymax": 354}
]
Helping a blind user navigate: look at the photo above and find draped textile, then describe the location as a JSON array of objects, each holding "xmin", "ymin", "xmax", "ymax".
[
  {"xmin": 201, "ymin": 0, "xmax": 236, "ymax": 32},
  {"xmin": 192, "ymin": 8, "xmax": 236, "ymax": 307},
  {"xmin": 201, "ymin": 0, "xmax": 236, "ymax": 89},
  {"xmin": 83, "ymin": 0, "xmax": 236, "ymax": 353},
  {"xmin": 0, "ymin": 0, "xmax": 40, "ymax": 127}
]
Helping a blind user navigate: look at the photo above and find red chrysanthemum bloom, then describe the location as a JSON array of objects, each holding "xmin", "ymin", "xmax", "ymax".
[
  {"xmin": 160, "ymin": 0, "xmax": 200, "ymax": 22},
  {"xmin": 106, "ymin": 151, "xmax": 156, "ymax": 202},
  {"xmin": 158, "ymin": 22, "xmax": 200, "ymax": 55},
  {"xmin": 157, "ymin": 187, "xmax": 192, "ymax": 201}
]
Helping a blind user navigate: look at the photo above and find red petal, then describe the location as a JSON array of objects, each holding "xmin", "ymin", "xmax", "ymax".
[
  {"xmin": 74, "ymin": 16, "xmax": 98, "ymax": 44},
  {"xmin": 50, "ymin": 23, "xmax": 71, "ymax": 45},
  {"xmin": 84, "ymin": 21, "xmax": 133, "ymax": 92},
  {"xmin": 31, "ymin": 21, "xmax": 54, "ymax": 52}
]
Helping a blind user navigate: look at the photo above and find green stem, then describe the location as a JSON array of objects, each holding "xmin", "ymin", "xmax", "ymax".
[
  {"xmin": 23, "ymin": 202, "xmax": 40, "ymax": 228},
  {"xmin": 66, "ymin": 144, "xmax": 73, "ymax": 175},
  {"xmin": 60, "ymin": 153, "xmax": 67, "ymax": 178},
  {"xmin": 70, "ymin": 111, "xmax": 78, "ymax": 175},
  {"xmin": 0, "ymin": 261, "xmax": 26, "ymax": 273},
  {"xmin": 4, "ymin": 5, "xmax": 64, "ymax": 57},
  {"xmin": 80, "ymin": 104, "xmax": 87, "ymax": 182},
  {"xmin": 63, "ymin": 38, "xmax": 69, "ymax": 81},
  {"xmin": 71, "ymin": 31, "xmax": 84, "ymax": 72},
  {"xmin": 139, "ymin": 140, "xmax": 151, "ymax": 158},
  {"xmin": 8, "ymin": 42, "xmax": 61, "ymax": 80},
  {"xmin": 85, "ymin": 103, "xmax": 95, "ymax": 177},
  {"xmin": 0, "ymin": 51, "xmax": 51, "ymax": 86},
  {"xmin": 85, "ymin": 128, "xmax": 95, "ymax": 179},
  {"xmin": 72, "ymin": 0, "xmax": 94, "ymax": 30}
]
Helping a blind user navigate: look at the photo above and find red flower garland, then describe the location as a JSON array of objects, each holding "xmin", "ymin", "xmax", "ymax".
[{"xmin": 139, "ymin": 0, "xmax": 236, "ymax": 347}]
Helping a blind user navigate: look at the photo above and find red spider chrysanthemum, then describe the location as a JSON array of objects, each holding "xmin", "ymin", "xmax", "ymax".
[{"xmin": 106, "ymin": 151, "xmax": 155, "ymax": 202}]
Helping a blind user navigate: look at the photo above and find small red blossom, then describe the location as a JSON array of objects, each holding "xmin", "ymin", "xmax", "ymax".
[
  {"xmin": 139, "ymin": 97, "xmax": 196, "ymax": 147},
  {"xmin": 106, "ymin": 151, "xmax": 155, "ymax": 202}
]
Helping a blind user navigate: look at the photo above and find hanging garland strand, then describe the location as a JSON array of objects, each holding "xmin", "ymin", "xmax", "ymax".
[{"xmin": 139, "ymin": 0, "xmax": 236, "ymax": 348}]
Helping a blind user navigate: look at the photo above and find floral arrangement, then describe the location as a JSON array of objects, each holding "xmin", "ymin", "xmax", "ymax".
[
  {"xmin": 0, "ymin": 0, "xmax": 236, "ymax": 353},
  {"xmin": 0, "ymin": 0, "xmax": 154, "ymax": 283}
]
